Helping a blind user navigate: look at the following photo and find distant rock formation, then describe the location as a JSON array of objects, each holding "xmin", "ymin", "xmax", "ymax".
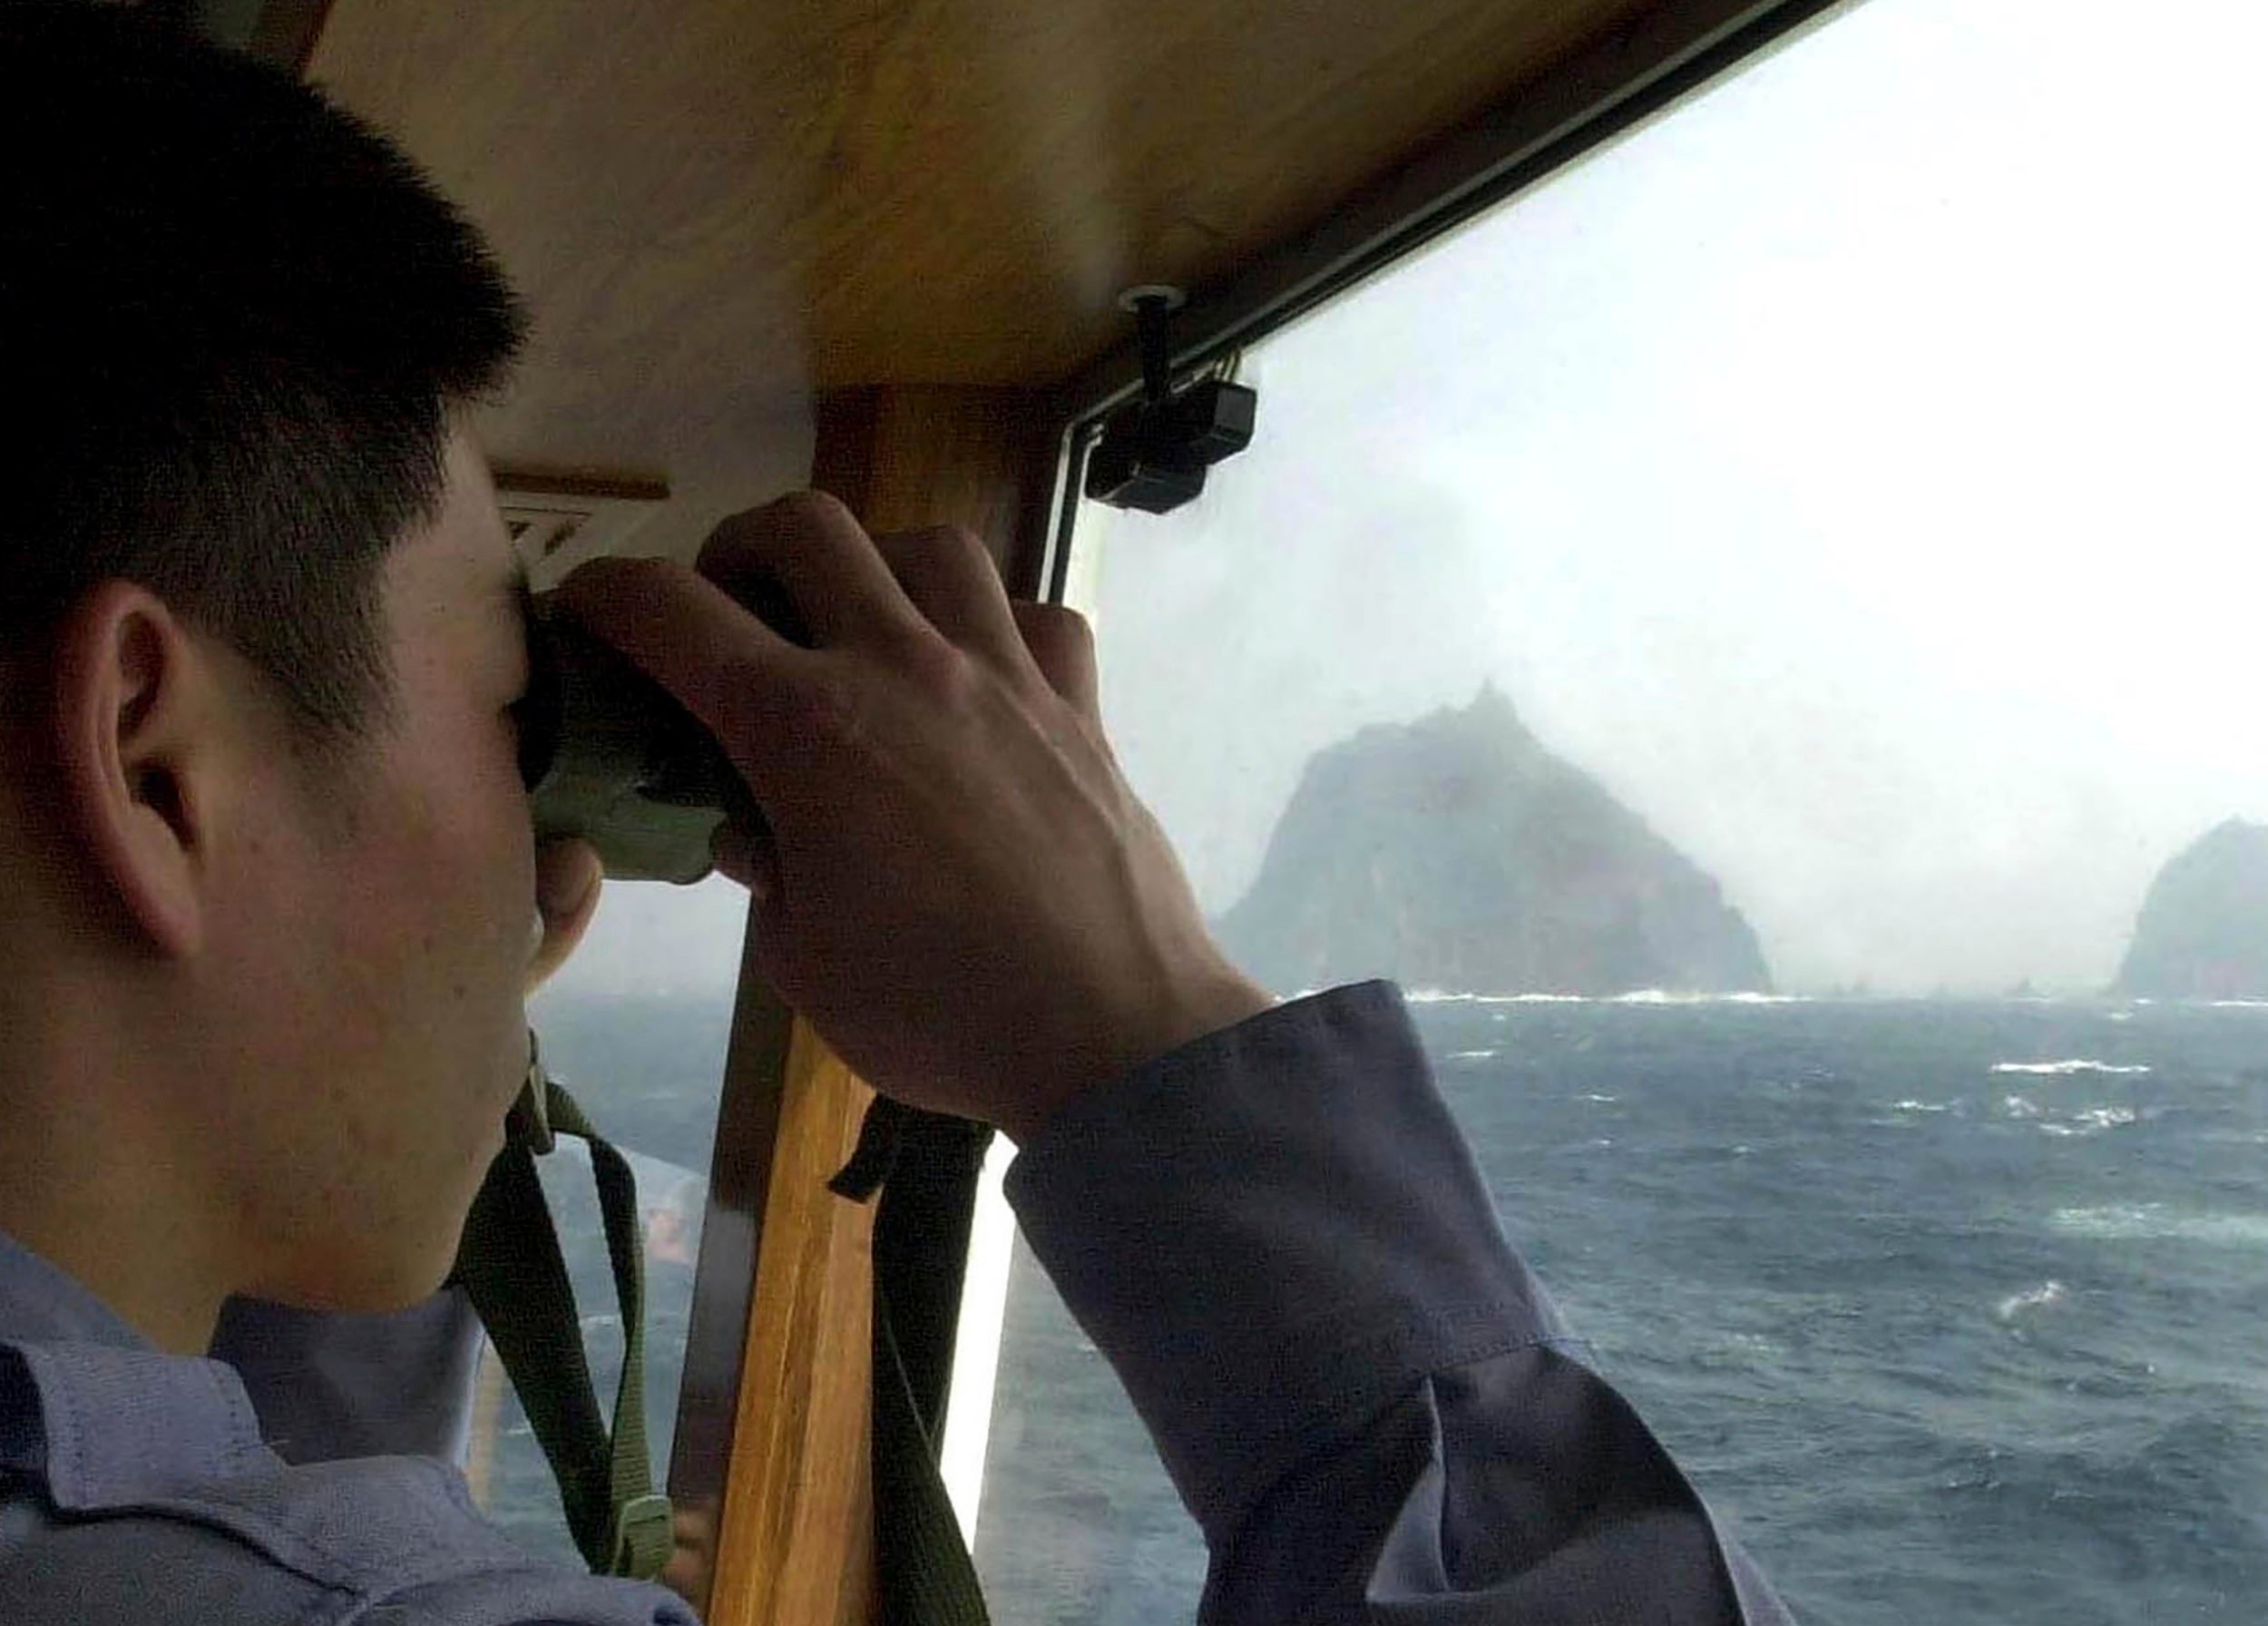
[
  {"xmin": 2115, "ymin": 818, "xmax": 2268, "ymax": 998},
  {"xmin": 1216, "ymin": 684, "xmax": 1772, "ymax": 997}
]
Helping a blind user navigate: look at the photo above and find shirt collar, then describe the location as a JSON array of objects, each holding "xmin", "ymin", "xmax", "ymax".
[
  {"xmin": 0, "ymin": 1225, "xmax": 148, "ymax": 1349},
  {"xmin": 0, "ymin": 1226, "xmax": 276, "ymax": 1508}
]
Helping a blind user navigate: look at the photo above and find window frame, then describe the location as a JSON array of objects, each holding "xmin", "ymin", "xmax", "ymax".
[
  {"xmin": 1032, "ymin": 0, "xmax": 1859, "ymax": 606},
  {"xmin": 945, "ymin": 0, "xmax": 1872, "ymax": 1548}
]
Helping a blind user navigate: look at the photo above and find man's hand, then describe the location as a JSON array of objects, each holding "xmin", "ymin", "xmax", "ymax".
[{"xmin": 551, "ymin": 492, "xmax": 1272, "ymax": 1143}]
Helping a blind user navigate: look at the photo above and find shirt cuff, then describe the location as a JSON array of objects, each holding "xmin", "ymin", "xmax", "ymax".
[{"xmin": 1004, "ymin": 979, "xmax": 1579, "ymax": 1547}]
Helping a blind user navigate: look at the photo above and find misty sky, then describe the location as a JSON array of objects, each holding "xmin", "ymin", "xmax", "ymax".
[{"xmin": 551, "ymin": 0, "xmax": 2268, "ymax": 1004}]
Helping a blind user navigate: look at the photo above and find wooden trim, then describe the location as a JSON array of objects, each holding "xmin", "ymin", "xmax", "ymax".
[
  {"xmin": 488, "ymin": 467, "xmax": 673, "ymax": 505},
  {"xmin": 668, "ymin": 386, "xmax": 1058, "ymax": 1626},
  {"xmin": 493, "ymin": 468, "xmax": 674, "ymax": 580},
  {"xmin": 1003, "ymin": 424, "xmax": 1075, "ymax": 605}
]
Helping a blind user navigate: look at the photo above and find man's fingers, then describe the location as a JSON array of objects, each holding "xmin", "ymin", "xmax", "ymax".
[
  {"xmin": 696, "ymin": 491, "xmax": 927, "ymax": 651},
  {"xmin": 871, "ymin": 526, "xmax": 1026, "ymax": 667},
  {"xmin": 709, "ymin": 814, "xmax": 781, "ymax": 906},
  {"xmin": 1011, "ymin": 601, "xmax": 1100, "ymax": 720},
  {"xmin": 550, "ymin": 554, "xmax": 809, "ymax": 794}
]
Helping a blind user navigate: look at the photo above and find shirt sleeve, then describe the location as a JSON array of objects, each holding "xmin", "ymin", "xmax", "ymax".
[
  {"xmin": 1003, "ymin": 979, "xmax": 1794, "ymax": 1625},
  {"xmin": 207, "ymin": 1283, "xmax": 486, "ymax": 1467}
]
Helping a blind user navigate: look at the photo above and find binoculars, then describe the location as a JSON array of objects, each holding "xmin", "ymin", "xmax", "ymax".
[{"xmin": 514, "ymin": 583, "xmax": 794, "ymax": 884}]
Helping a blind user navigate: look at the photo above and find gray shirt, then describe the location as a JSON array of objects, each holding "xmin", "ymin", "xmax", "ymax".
[{"xmin": 1, "ymin": 980, "xmax": 1790, "ymax": 1622}]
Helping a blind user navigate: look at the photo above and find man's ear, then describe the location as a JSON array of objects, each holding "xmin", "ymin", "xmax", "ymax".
[{"xmin": 45, "ymin": 582, "xmax": 221, "ymax": 959}]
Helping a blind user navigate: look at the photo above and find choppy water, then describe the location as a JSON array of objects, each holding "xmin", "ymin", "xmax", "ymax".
[{"xmin": 975, "ymin": 997, "xmax": 2268, "ymax": 1624}]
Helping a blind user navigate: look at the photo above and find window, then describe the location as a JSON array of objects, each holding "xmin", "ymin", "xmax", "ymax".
[
  {"xmin": 474, "ymin": 875, "xmax": 748, "ymax": 1567},
  {"xmin": 963, "ymin": 0, "xmax": 2268, "ymax": 1620}
]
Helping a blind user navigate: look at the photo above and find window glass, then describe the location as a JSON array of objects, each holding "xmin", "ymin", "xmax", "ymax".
[
  {"xmin": 472, "ymin": 875, "xmax": 748, "ymax": 1566},
  {"xmin": 969, "ymin": 0, "xmax": 2268, "ymax": 1620}
]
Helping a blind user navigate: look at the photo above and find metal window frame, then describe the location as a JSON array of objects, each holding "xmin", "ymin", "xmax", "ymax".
[{"xmin": 1032, "ymin": 0, "xmax": 1858, "ymax": 606}]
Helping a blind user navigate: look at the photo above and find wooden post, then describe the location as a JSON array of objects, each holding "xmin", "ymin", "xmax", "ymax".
[{"xmin": 669, "ymin": 387, "xmax": 1059, "ymax": 1626}]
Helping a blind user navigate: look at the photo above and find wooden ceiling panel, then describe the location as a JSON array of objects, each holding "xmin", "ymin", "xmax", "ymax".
[{"xmin": 308, "ymin": 0, "xmax": 1659, "ymax": 550}]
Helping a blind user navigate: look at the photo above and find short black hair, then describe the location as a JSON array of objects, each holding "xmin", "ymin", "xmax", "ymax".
[{"xmin": 0, "ymin": 2, "xmax": 526, "ymax": 750}]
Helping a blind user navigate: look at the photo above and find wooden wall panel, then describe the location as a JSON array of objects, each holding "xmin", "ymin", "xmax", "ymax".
[
  {"xmin": 664, "ymin": 386, "xmax": 1056, "ymax": 1626},
  {"xmin": 305, "ymin": 0, "xmax": 1664, "ymax": 560},
  {"xmin": 312, "ymin": 0, "xmax": 1664, "ymax": 387},
  {"xmin": 811, "ymin": 387, "xmax": 1061, "ymax": 587},
  {"xmin": 697, "ymin": 1022, "xmax": 877, "ymax": 1626}
]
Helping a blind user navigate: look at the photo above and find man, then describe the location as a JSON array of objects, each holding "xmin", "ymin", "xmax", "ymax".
[{"xmin": 0, "ymin": 5, "xmax": 1789, "ymax": 1621}]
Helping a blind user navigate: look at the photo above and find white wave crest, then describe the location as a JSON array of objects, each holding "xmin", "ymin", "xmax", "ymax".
[
  {"xmin": 1447, "ymin": 1048, "xmax": 1501, "ymax": 1062},
  {"xmin": 1990, "ymin": 1059, "xmax": 2153, "ymax": 1076},
  {"xmin": 2050, "ymin": 1204, "xmax": 2268, "ymax": 1247},
  {"xmin": 1403, "ymin": 988, "xmax": 1803, "ymax": 1006},
  {"xmin": 1578, "ymin": 1092, "xmax": 1620, "ymax": 1104},
  {"xmin": 1996, "ymin": 1280, "xmax": 2066, "ymax": 1321},
  {"xmin": 1612, "ymin": 989, "xmax": 1805, "ymax": 1005},
  {"xmin": 2039, "ymin": 1107, "xmax": 2141, "ymax": 1138},
  {"xmin": 1403, "ymin": 989, "xmax": 1589, "ymax": 1004},
  {"xmin": 1892, "ymin": 1099, "xmax": 1956, "ymax": 1113},
  {"xmin": 2001, "ymin": 1094, "xmax": 2042, "ymax": 1120}
]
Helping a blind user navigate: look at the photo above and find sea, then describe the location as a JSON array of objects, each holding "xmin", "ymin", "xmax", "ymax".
[{"xmin": 503, "ymin": 992, "xmax": 2268, "ymax": 1624}]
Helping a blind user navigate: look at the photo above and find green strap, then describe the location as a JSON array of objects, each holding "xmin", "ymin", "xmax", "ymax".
[
  {"xmin": 452, "ymin": 1035, "xmax": 673, "ymax": 1581},
  {"xmin": 872, "ymin": 1285, "xmax": 991, "ymax": 1621},
  {"xmin": 452, "ymin": 1037, "xmax": 991, "ymax": 1614},
  {"xmin": 832, "ymin": 1096, "xmax": 996, "ymax": 1624}
]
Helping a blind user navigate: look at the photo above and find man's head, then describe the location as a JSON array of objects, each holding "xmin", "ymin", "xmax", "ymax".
[{"xmin": 0, "ymin": 4, "xmax": 564, "ymax": 1344}]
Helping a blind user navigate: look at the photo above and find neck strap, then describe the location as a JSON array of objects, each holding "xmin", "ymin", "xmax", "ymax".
[{"xmin": 450, "ymin": 1031, "xmax": 672, "ymax": 1580}]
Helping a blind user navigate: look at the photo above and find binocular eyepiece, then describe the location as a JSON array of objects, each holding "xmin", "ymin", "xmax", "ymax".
[{"xmin": 513, "ymin": 578, "xmax": 799, "ymax": 884}]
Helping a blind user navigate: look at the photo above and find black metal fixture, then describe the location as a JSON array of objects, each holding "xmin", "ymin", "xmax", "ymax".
[{"xmin": 1084, "ymin": 286, "xmax": 1257, "ymax": 514}]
